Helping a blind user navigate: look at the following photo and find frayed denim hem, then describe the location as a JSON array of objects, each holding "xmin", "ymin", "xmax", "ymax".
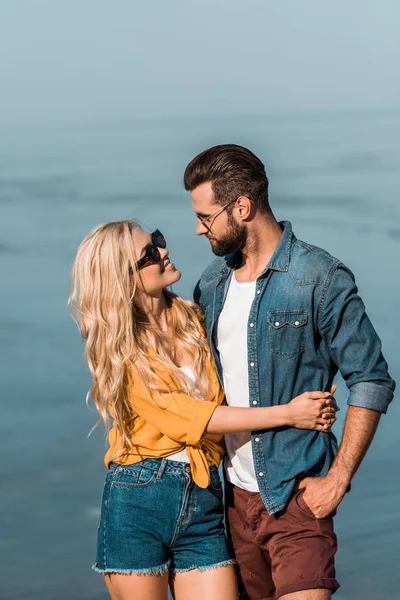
[
  {"xmin": 172, "ymin": 558, "xmax": 236, "ymax": 573},
  {"xmin": 92, "ymin": 560, "xmax": 171, "ymax": 576}
]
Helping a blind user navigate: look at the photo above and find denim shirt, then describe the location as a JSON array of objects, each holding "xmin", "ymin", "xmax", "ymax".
[{"xmin": 194, "ymin": 221, "xmax": 395, "ymax": 514}]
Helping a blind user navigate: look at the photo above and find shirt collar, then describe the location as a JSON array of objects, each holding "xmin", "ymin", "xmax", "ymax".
[{"xmin": 267, "ymin": 220, "xmax": 293, "ymax": 272}]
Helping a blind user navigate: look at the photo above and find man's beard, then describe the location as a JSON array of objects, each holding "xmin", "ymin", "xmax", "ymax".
[{"xmin": 209, "ymin": 217, "xmax": 247, "ymax": 257}]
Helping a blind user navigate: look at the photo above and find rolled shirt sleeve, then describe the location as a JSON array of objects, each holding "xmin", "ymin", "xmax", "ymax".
[
  {"xmin": 318, "ymin": 263, "xmax": 395, "ymax": 413},
  {"xmin": 348, "ymin": 381, "xmax": 394, "ymax": 414}
]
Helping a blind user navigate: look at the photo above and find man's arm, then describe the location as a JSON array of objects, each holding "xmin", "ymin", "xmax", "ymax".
[
  {"xmin": 300, "ymin": 263, "xmax": 395, "ymax": 518},
  {"xmin": 300, "ymin": 405, "xmax": 381, "ymax": 517},
  {"xmin": 329, "ymin": 406, "xmax": 380, "ymax": 489}
]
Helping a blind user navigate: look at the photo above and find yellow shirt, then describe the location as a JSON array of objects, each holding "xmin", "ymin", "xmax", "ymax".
[{"xmin": 105, "ymin": 355, "xmax": 225, "ymax": 488}]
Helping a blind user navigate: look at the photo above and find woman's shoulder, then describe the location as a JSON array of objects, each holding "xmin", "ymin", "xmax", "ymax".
[
  {"xmin": 168, "ymin": 292, "xmax": 206, "ymax": 324},
  {"xmin": 188, "ymin": 300, "xmax": 205, "ymax": 324}
]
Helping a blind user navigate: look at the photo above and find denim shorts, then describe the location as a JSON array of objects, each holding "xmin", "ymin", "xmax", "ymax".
[{"xmin": 93, "ymin": 458, "xmax": 235, "ymax": 575}]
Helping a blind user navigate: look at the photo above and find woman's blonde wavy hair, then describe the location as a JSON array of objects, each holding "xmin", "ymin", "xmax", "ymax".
[{"xmin": 68, "ymin": 220, "xmax": 211, "ymax": 456}]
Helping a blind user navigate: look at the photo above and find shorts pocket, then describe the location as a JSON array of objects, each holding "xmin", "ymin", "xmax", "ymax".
[
  {"xmin": 112, "ymin": 464, "xmax": 157, "ymax": 489},
  {"xmin": 209, "ymin": 467, "xmax": 223, "ymax": 492},
  {"xmin": 268, "ymin": 311, "xmax": 307, "ymax": 360},
  {"xmin": 295, "ymin": 489, "xmax": 337, "ymax": 520},
  {"xmin": 295, "ymin": 489, "xmax": 317, "ymax": 518}
]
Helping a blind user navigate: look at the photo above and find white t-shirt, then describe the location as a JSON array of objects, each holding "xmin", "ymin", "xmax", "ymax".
[
  {"xmin": 216, "ymin": 271, "xmax": 259, "ymax": 492},
  {"xmin": 167, "ymin": 365, "xmax": 195, "ymax": 463}
]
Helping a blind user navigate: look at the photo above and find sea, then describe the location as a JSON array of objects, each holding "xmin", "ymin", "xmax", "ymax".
[{"xmin": 1, "ymin": 110, "xmax": 399, "ymax": 599}]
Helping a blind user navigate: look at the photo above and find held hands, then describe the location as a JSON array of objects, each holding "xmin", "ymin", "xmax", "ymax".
[{"xmin": 287, "ymin": 384, "xmax": 339, "ymax": 432}]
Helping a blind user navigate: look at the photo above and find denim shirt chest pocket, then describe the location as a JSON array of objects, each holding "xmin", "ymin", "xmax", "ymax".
[{"xmin": 267, "ymin": 311, "xmax": 308, "ymax": 360}]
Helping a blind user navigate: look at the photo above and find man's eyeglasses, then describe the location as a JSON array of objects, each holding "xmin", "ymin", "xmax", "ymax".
[
  {"xmin": 196, "ymin": 197, "xmax": 238, "ymax": 230},
  {"xmin": 130, "ymin": 229, "xmax": 166, "ymax": 272}
]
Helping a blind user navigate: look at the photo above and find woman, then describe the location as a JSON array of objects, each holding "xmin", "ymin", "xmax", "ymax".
[{"xmin": 69, "ymin": 220, "xmax": 337, "ymax": 600}]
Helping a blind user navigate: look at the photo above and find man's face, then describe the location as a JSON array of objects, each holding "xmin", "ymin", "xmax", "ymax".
[{"xmin": 191, "ymin": 182, "xmax": 247, "ymax": 256}]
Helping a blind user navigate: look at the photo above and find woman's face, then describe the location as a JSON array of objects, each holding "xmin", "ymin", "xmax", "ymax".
[{"xmin": 131, "ymin": 228, "xmax": 181, "ymax": 295}]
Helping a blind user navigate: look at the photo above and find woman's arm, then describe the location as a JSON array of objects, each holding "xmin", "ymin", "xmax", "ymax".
[
  {"xmin": 207, "ymin": 390, "xmax": 337, "ymax": 434},
  {"xmin": 128, "ymin": 368, "xmax": 337, "ymax": 445}
]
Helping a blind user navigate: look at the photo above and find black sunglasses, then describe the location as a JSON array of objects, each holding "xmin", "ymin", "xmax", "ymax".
[{"xmin": 130, "ymin": 230, "xmax": 166, "ymax": 272}]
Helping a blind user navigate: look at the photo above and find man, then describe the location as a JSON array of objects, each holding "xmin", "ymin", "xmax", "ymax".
[{"xmin": 184, "ymin": 144, "xmax": 395, "ymax": 600}]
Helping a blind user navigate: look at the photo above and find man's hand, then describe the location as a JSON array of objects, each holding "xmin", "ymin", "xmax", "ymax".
[
  {"xmin": 298, "ymin": 475, "xmax": 346, "ymax": 519},
  {"xmin": 299, "ymin": 406, "xmax": 382, "ymax": 519}
]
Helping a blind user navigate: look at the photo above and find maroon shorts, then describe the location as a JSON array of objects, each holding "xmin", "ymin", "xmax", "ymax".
[{"xmin": 225, "ymin": 481, "xmax": 340, "ymax": 600}]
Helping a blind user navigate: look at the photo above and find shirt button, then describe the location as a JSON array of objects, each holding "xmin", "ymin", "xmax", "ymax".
[
  {"xmin": 252, "ymin": 400, "xmax": 258, "ymax": 405},
  {"xmin": 294, "ymin": 321, "xmax": 300, "ymax": 326},
  {"xmin": 255, "ymin": 437, "xmax": 260, "ymax": 442},
  {"xmin": 259, "ymin": 472, "xmax": 264, "ymax": 477},
  {"xmin": 275, "ymin": 321, "xmax": 280, "ymax": 327},
  {"xmin": 257, "ymin": 290, "xmax": 261, "ymax": 294},
  {"xmin": 250, "ymin": 362, "xmax": 255, "ymax": 367},
  {"xmin": 212, "ymin": 379, "xmax": 217, "ymax": 383},
  {"xmin": 250, "ymin": 323, "xmax": 254, "ymax": 328}
]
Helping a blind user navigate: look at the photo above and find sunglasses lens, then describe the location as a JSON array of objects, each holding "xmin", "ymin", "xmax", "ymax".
[
  {"xmin": 147, "ymin": 245, "xmax": 161, "ymax": 262},
  {"xmin": 135, "ymin": 233, "xmax": 164, "ymax": 271},
  {"xmin": 152, "ymin": 230, "xmax": 166, "ymax": 248}
]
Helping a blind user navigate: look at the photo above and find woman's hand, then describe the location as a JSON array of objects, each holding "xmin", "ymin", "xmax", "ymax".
[
  {"xmin": 286, "ymin": 385, "xmax": 339, "ymax": 432},
  {"xmin": 207, "ymin": 386, "xmax": 339, "ymax": 435}
]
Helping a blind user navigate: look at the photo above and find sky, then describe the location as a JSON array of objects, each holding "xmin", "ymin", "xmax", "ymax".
[{"xmin": 0, "ymin": 0, "xmax": 399, "ymax": 123}]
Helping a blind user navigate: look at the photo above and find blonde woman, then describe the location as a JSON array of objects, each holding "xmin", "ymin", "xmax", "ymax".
[{"xmin": 69, "ymin": 220, "xmax": 337, "ymax": 600}]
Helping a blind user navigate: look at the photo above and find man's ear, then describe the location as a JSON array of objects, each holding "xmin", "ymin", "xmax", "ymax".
[{"xmin": 236, "ymin": 196, "xmax": 252, "ymax": 220}]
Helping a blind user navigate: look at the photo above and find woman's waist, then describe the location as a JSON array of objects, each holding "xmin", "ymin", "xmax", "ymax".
[
  {"xmin": 105, "ymin": 431, "xmax": 225, "ymax": 466},
  {"xmin": 109, "ymin": 457, "xmax": 220, "ymax": 477}
]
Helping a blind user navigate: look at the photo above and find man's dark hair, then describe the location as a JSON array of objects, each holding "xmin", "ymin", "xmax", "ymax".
[{"xmin": 184, "ymin": 144, "xmax": 270, "ymax": 214}]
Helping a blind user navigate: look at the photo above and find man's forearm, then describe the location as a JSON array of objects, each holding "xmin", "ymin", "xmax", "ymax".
[{"xmin": 328, "ymin": 405, "xmax": 381, "ymax": 490}]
